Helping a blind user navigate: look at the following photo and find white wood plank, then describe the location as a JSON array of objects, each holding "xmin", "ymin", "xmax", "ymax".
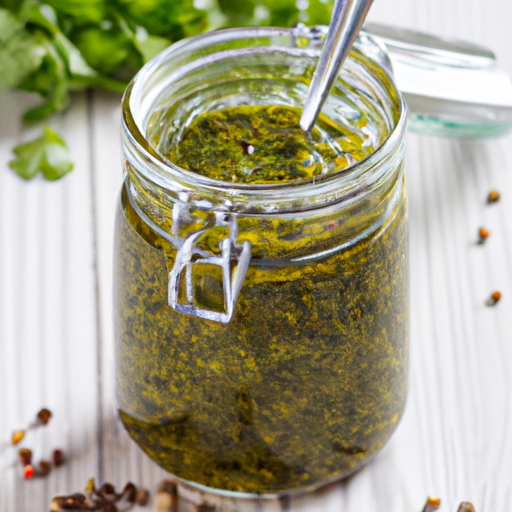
[{"xmin": 0, "ymin": 91, "xmax": 100, "ymax": 511}]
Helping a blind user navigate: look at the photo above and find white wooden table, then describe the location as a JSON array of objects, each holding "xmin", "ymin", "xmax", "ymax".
[{"xmin": 1, "ymin": 1, "xmax": 512, "ymax": 511}]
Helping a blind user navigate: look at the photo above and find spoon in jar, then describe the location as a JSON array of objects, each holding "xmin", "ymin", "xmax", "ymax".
[{"xmin": 300, "ymin": 0, "xmax": 374, "ymax": 132}]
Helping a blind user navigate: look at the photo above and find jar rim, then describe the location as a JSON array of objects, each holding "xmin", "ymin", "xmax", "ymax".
[{"xmin": 122, "ymin": 26, "xmax": 407, "ymax": 212}]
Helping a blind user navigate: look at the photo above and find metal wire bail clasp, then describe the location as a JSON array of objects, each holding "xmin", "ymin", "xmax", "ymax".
[{"xmin": 168, "ymin": 211, "xmax": 251, "ymax": 324}]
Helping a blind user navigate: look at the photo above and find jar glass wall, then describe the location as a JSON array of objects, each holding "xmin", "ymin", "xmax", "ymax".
[{"xmin": 115, "ymin": 26, "xmax": 408, "ymax": 497}]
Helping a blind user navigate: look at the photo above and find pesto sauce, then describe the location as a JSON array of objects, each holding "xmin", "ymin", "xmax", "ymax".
[{"xmin": 115, "ymin": 110, "xmax": 409, "ymax": 494}]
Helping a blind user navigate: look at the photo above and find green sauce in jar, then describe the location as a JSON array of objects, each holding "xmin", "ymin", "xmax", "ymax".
[
  {"xmin": 116, "ymin": 27, "xmax": 408, "ymax": 497},
  {"xmin": 168, "ymin": 104, "xmax": 373, "ymax": 184}
]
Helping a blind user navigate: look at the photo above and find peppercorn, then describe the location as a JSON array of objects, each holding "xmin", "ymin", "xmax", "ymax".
[
  {"xmin": 488, "ymin": 190, "xmax": 500, "ymax": 203},
  {"xmin": 66, "ymin": 493, "xmax": 87, "ymax": 507},
  {"xmin": 478, "ymin": 227, "xmax": 489, "ymax": 243},
  {"xmin": 123, "ymin": 482, "xmax": 137, "ymax": 503},
  {"xmin": 18, "ymin": 448, "xmax": 32, "ymax": 466},
  {"xmin": 37, "ymin": 408, "xmax": 52, "ymax": 425},
  {"xmin": 422, "ymin": 497, "xmax": 441, "ymax": 512},
  {"xmin": 50, "ymin": 496, "xmax": 66, "ymax": 512},
  {"xmin": 98, "ymin": 483, "xmax": 115, "ymax": 498},
  {"xmin": 23, "ymin": 464, "xmax": 35, "ymax": 479},
  {"xmin": 486, "ymin": 291, "xmax": 502, "ymax": 306},
  {"xmin": 457, "ymin": 502, "xmax": 476, "ymax": 512},
  {"xmin": 136, "ymin": 488, "xmax": 150, "ymax": 506},
  {"xmin": 53, "ymin": 449, "xmax": 64, "ymax": 466},
  {"xmin": 11, "ymin": 430, "xmax": 25, "ymax": 445},
  {"xmin": 39, "ymin": 460, "xmax": 51, "ymax": 476}
]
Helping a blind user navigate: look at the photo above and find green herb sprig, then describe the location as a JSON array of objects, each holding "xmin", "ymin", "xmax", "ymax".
[{"xmin": 0, "ymin": 0, "xmax": 333, "ymax": 180}]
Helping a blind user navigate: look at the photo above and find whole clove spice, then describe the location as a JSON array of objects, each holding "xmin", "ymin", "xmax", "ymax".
[
  {"xmin": 36, "ymin": 408, "xmax": 52, "ymax": 425},
  {"xmin": 18, "ymin": 448, "xmax": 32, "ymax": 466},
  {"xmin": 39, "ymin": 460, "xmax": 51, "ymax": 476},
  {"xmin": 122, "ymin": 483, "xmax": 137, "ymax": 503},
  {"xmin": 53, "ymin": 449, "xmax": 64, "ymax": 466},
  {"xmin": 52, "ymin": 478, "xmax": 150, "ymax": 511},
  {"xmin": 100, "ymin": 483, "xmax": 116, "ymax": 497}
]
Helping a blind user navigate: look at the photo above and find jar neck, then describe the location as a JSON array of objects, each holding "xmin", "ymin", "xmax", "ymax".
[
  {"xmin": 123, "ymin": 27, "xmax": 407, "ymax": 238},
  {"xmin": 122, "ymin": 26, "xmax": 406, "ymax": 218}
]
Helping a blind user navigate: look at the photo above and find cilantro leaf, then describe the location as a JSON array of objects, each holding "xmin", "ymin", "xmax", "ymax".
[{"xmin": 9, "ymin": 126, "xmax": 74, "ymax": 180}]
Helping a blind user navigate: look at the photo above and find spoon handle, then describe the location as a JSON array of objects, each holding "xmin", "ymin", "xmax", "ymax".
[{"xmin": 300, "ymin": 0, "xmax": 374, "ymax": 132}]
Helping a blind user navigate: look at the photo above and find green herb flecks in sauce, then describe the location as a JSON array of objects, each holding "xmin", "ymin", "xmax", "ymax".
[
  {"xmin": 169, "ymin": 105, "xmax": 373, "ymax": 183},
  {"xmin": 115, "ymin": 104, "xmax": 408, "ymax": 494}
]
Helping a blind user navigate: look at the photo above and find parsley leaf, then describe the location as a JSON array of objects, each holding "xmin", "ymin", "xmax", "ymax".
[
  {"xmin": 9, "ymin": 126, "xmax": 74, "ymax": 180},
  {"xmin": 1, "ymin": 0, "xmax": 334, "ymax": 180},
  {"xmin": 0, "ymin": 8, "xmax": 47, "ymax": 89}
]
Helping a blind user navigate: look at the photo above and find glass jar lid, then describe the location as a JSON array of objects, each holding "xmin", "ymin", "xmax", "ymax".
[{"xmin": 363, "ymin": 22, "xmax": 512, "ymax": 138}]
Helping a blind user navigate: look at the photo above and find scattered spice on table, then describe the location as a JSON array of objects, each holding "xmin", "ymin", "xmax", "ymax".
[
  {"xmin": 23, "ymin": 464, "xmax": 35, "ymax": 479},
  {"xmin": 36, "ymin": 408, "xmax": 53, "ymax": 425},
  {"xmin": 18, "ymin": 448, "xmax": 32, "ymax": 466},
  {"xmin": 421, "ymin": 497, "xmax": 477, "ymax": 512},
  {"xmin": 488, "ymin": 290, "xmax": 502, "ymax": 305},
  {"xmin": 39, "ymin": 460, "xmax": 51, "ymax": 476},
  {"xmin": 122, "ymin": 483, "xmax": 137, "ymax": 503},
  {"xmin": 156, "ymin": 480, "xmax": 178, "ymax": 512},
  {"xmin": 136, "ymin": 488, "xmax": 150, "ymax": 506},
  {"xmin": 53, "ymin": 448, "xmax": 65, "ymax": 466},
  {"xmin": 50, "ymin": 479, "xmax": 149, "ymax": 511},
  {"xmin": 423, "ymin": 497, "xmax": 441, "ymax": 512},
  {"xmin": 11, "ymin": 430, "xmax": 25, "ymax": 445},
  {"xmin": 487, "ymin": 190, "xmax": 500, "ymax": 203},
  {"xmin": 457, "ymin": 503, "xmax": 476, "ymax": 512},
  {"xmin": 478, "ymin": 227, "xmax": 489, "ymax": 243},
  {"xmin": 10, "ymin": 408, "xmax": 53, "ymax": 446}
]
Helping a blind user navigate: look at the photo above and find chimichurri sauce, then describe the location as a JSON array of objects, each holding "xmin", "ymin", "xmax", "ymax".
[
  {"xmin": 115, "ymin": 104, "xmax": 408, "ymax": 494},
  {"xmin": 168, "ymin": 105, "xmax": 373, "ymax": 184}
]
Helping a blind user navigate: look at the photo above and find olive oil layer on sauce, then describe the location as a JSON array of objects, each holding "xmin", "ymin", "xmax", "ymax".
[
  {"xmin": 115, "ymin": 104, "xmax": 408, "ymax": 494},
  {"xmin": 168, "ymin": 105, "xmax": 374, "ymax": 183}
]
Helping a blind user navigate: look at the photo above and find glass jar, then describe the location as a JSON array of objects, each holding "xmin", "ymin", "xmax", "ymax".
[{"xmin": 115, "ymin": 26, "xmax": 408, "ymax": 497}]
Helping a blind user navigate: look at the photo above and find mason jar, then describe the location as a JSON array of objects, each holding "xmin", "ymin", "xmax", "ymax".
[{"xmin": 115, "ymin": 26, "xmax": 408, "ymax": 497}]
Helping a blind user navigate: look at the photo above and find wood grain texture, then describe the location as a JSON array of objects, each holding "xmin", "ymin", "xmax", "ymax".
[{"xmin": 1, "ymin": 1, "xmax": 512, "ymax": 510}]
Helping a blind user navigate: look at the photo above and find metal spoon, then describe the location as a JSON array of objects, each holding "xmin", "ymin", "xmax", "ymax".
[{"xmin": 299, "ymin": 0, "xmax": 374, "ymax": 132}]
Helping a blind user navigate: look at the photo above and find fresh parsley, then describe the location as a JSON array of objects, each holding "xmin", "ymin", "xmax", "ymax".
[
  {"xmin": 9, "ymin": 126, "xmax": 73, "ymax": 180},
  {"xmin": 1, "ymin": 0, "xmax": 333, "ymax": 180}
]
